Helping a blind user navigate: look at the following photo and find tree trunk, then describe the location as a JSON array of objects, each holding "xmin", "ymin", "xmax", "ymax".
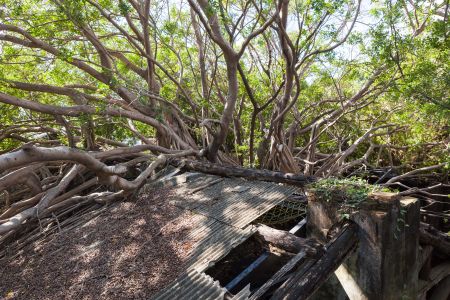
[
  {"xmin": 263, "ymin": 0, "xmax": 300, "ymax": 174},
  {"xmin": 255, "ymin": 223, "xmax": 323, "ymax": 256},
  {"xmin": 170, "ymin": 158, "xmax": 315, "ymax": 186},
  {"xmin": 206, "ymin": 57, "xmax": 239, "ymax": 162}
]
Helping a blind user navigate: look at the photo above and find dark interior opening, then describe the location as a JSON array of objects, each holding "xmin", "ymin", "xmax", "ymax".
[
  {"xmin": 205, "ymin": 235, "xmax": 264, "ymax": 289},
  {"xmin": 205, "ymin": 234, "xmax": 294, "ymax": 295},
  {"xmin": 205, "ymin": 195, "xmax": 309, "ymax": 296}
]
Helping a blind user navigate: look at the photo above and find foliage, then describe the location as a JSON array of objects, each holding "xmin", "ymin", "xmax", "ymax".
[
  {"xmin": 0, "ymin": 0, "xmax": 448, "ymax": 174},
  {"xmin": 308, "ymin": 177, "xmax": 392, "ymax": 219},
  {"xmin": 309, "ymin": 177, "xmax": 388, "ymax": 203}
]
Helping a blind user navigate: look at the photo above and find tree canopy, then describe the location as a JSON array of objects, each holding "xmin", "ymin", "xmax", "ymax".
[{"xmin": 0, "ymin": 0, "xmax": 448, "ymax": 173}]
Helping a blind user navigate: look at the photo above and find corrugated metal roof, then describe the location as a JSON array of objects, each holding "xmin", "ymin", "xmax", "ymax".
[
  {"xmin": 152, "ymin": 269, "xmax": 227, "ymax": 300},
  {"xmin": 173, "ymin": 177, "xmax": 298, "ymax": 228},
  {"xmin": 150, "ymin": 218, "xmax": 252, "ymax": 300},
  {"xmin": 151, "ymin": 173, "xmax": 298, "ymax": 300},
  {"xmin": 185, "ymin": 221, "xmax": 254, "ymax": 272}
]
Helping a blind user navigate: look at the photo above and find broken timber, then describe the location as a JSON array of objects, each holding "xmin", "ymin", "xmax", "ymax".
[
  {"xmin": 419, "ymin": 222, "xmax": 450, "ymax": 257},
  {"xmin": 270, "ymin": 222, "xmax": 358, "ymax": 300},
  {"xmin": 418, "ymin": 262, "xmax": 450, "ymax": 299},
  {"xmin": 249, "ymin": 250, "xmax": 308, "ymax": 300},
  {"xmin": 169, "ymin": 159, "xmax": 316, "ymax": 186}
]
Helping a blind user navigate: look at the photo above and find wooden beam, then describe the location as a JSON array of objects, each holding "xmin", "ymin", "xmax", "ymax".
[
  {"xmin": 249, "ymin": 251, "xmax": 308, "ymax": 300},
  {"xmin": 418, "ymin": 245, "xmax": 434, "ymax": 280},
  {"xmin": 428, "ymin": 275, "xmax": 450, "ymax": 300},
  {"xmin": 418, "ymin": 262, "xmax": 450, "ymax": 299},
  {"xmin": 270, "ymin": 222, "xmax": 358, "ymax": 300},
  {"xmin": 419, "ymin": 222, "xmax": 450, "ymax": 257}
]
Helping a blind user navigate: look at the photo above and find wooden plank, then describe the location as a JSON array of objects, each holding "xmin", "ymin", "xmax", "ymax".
[
  {"xmin": 419, "ymin": 222, "xmax": 450, "ymax": 257},
  {"xmin": 418, "ymin": 262, "xmax": 450, "ymax": 297},
  {"xmin": 249, "ymin": 251, "xmax": 308, "ymax": 300}
]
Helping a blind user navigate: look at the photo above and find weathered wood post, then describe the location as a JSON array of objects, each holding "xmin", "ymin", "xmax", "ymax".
[{"xmin": 307, "ymin": 190, "xmax": 420, "ymax": 300}]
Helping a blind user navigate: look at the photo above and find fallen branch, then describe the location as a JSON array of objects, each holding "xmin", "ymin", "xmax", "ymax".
[
  {"xmin": 99, "ymin": 149, "xmax": 197, "ymax": 190},
  {"xmin": 170, "ymin": 159, "xmax": 316, "ymax": 186},
  {"xmin": 0, "ymin": 146, "xmax": 197, "ymax": 236},
  {"xmin": 0, "ymin": 145, "xmax": 127, "ymax": 175},
  {"xmin": 386, "ymin": 163, "xmax": 446, "ymax": 184},
  {"xmin": 0, "ymin": 192, "xmax": 44, "ymax": 219},
  {"xmin": 0, "ymin": 164, "xmax": 82, "ymax": 235},
  {"xmin": 0, "ymin": 165, "xmax": 43, "ymax": 195},
  {"xmin": 255, "ymin": 224, "xmax": 323, "ymax": 257}
]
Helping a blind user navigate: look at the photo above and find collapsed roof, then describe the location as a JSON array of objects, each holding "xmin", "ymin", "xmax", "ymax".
[{"xmin": 0, "ymin": 171, "xmax": 302, "ymax": 299}]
